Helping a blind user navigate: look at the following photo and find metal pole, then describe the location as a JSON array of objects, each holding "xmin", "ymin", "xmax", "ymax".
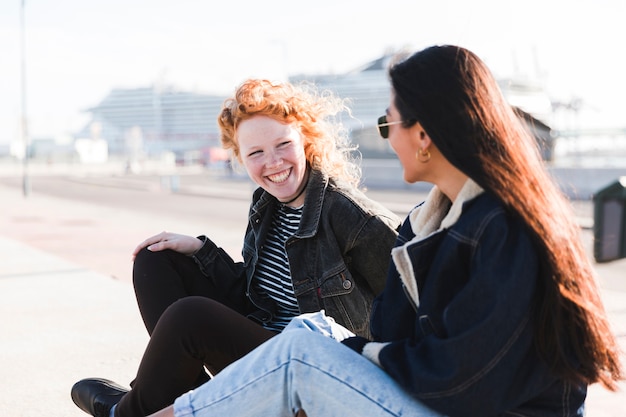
[{"xmin": 20, "ymin": 0, "xmax": 31, "ymax": 197}]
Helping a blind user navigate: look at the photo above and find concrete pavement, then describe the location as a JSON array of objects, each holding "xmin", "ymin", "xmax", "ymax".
[
  {"xmin": 1, "ymin": 166, "xmax": 625, "ymax": 416},
  {"xmin": 0, "ymin": 237, "xmax": 147, "ymax": 417}
]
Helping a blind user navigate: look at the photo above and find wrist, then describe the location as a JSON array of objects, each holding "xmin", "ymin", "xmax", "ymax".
[{"xmin": 190, "ymin": 235, "xmax": 208, "ymax": 256}]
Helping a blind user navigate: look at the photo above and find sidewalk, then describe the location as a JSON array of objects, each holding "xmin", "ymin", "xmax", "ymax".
[
  {"xmin": 0, "ymin": 237, "xmax": 148, "ymax": 417},
  {"xmin": 1, "ymin": 175, "xmax": 625, "ymax": 416}
]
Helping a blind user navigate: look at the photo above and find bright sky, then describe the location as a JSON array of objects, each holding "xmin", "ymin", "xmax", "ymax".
[{"xmin": 1, "ymin": 0, "xmax": 625, "ymax": 145}]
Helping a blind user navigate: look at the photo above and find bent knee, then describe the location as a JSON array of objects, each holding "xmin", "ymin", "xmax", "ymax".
[
  {"xmin": 157, "ymin": 297, "xmax": 217, "ymax": 334},
  {"xmin": 132, "ymin": 247, "xmax": 178, "ymax": 289},
  {"xmin": 161, "ymin": 296, "xmax": 237, "ymax": 328},
  {"xmin": 278, "ymin": 329, "xmax": 330, "ymax": 353},
  {"xmin": 166, "ymin": 296, "xmax": 214, "ymax": 316},
  {"xmin": 133, "ymin": 246, "xmax": 164, "ymax": 270}
]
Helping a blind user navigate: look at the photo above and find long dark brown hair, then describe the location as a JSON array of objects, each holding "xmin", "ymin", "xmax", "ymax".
[{"xmin": 389, "ymin": 45, "xmax": 622, "ymax": 389}]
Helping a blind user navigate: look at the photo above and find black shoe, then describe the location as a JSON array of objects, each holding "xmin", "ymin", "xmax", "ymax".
[{"xmin": 71, "ymin": 378, "xmax": 128, "ymax": 417}]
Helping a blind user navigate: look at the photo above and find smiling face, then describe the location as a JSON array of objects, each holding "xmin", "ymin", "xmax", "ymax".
[{"xmin": 237, "ymin": 115, "xmax": 308, "ymax": 205}]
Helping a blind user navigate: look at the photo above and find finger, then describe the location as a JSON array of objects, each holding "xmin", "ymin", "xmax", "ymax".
[
  {"xmin": 132, "ymin": 238, "xmax": 157, "ymax": 256},
  {"xmin": 147, "ymin": 240, "xmax": 171, "ymax": 252},
  {"xmin": 132, "ymin": 232, "xmax": 169, "ymax": 257}
]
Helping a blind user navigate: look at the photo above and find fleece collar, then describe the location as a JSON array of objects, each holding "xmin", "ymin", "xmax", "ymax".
[{"xmin": 391, "ymin": 179, "xmax": 484, "ymax": 308}]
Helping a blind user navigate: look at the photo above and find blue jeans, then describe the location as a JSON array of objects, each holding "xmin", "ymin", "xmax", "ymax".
[{"xmin": 173, "ymin": 312, "xmax": 442, "ymax": 417}]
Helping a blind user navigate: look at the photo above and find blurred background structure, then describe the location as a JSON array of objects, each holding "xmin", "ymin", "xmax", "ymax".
[
  {"xmin": 1, "ymin": 0, "xmax": 625, "ymax": 172},
  {"xmin": 5, "ymin": 49, "xmax": 621, "ymax": 170},
  {"xmin": 45, "ymin": 53, "xmax": 558, "ymax": 166}
]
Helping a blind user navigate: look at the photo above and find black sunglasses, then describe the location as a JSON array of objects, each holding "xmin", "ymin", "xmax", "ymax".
[{"xmin": 376, "ymin": 115, "xmax": 403, "ymax": 139}]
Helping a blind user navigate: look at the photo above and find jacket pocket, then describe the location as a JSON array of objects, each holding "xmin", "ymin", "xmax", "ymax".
[
  {"xmin": 318, "ymin": 270, "xmax": 373, "ymax": 338},
  {"xmin": 319, "ymin": 271, "xmax": 354, "ymax": 297}
]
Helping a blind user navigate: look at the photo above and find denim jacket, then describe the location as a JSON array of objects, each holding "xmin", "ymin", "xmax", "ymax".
[
  {"xmin": 192, "ymin": 169, "xmax": 400, "ymax": 337},
  {"xmin": 361, "ymin": 180, "xmax": 586, "ymax": 417}
]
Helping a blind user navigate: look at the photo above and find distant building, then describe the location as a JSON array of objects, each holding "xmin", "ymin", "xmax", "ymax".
[
  {"xmin": 289, "ymin": 54, "xmax": 396, "ymax": 159},
  {"xmin": 78, "ymin": 52, "xmax": 555, "ymax": 161},
  {"xmin": 76, "ymin": 86, "xmax": 227, "ymax": 158},
  {"xmin": 290, "ymin": 53, "xmax": 555, "ymax": 160}
]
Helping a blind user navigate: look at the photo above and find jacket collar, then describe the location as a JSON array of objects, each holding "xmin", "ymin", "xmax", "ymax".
[
  {"xmin": 408, "ymin": 178, "xmax": 484, "ymax": 239},
  {"xmin": 295, "ymin": 168, "xmax": 327, "ymax": 238},
  {"xmin": 391, "ymin": 178, "xmax": 484, "ymax": 308},
  {"xmin": 251, "ymin": 168, "xmax": 328, "ymax": 238}
]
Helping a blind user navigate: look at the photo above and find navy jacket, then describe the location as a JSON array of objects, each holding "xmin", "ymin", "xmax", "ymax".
[
  {"xmin": 348, "ymin": 180, "xmax": 586, "ymax": 417},
  {"xmin": 192, "ymin": 169, "xmax": 400, "ymax": 337}
]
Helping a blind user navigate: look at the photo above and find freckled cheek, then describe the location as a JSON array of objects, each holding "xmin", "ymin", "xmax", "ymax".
[
  {"xmin": 242, "ymin": 159, "xmax": 264, "ymax": 178},
  {"xmin": 282, "ymin": 149, "xmax": 302, "ymax": 165}
]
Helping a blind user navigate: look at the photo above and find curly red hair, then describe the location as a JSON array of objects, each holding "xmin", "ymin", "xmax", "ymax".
[{"xmin": 217, "ymin": 79, "xmax": 360, "ymax": 186}]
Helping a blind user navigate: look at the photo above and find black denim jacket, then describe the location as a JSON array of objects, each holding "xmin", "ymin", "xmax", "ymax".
[{"xmin": 192, "ymin": 169, "xmax": 400, "ymax": 337}]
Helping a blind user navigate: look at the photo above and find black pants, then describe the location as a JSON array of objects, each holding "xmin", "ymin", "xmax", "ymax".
[{"xmin": 114, "ymin": 248, "xmax": 275, "ymax": 417}]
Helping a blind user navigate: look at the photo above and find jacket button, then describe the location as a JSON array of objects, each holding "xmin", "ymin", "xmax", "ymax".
[{"xmin": 342, "ymin": 280, "xmax": 352, "ymax": 290}]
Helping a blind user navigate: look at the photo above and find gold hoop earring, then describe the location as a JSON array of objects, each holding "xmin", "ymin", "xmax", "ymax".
[{"xmin": 416, "ymin": 148, "xmax": 431, "ymax": 163}]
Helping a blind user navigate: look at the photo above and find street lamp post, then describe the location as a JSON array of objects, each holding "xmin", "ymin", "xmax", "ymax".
[{"xmin": 20, "ymin": 0, "xmax": 30, "ymax": 197}]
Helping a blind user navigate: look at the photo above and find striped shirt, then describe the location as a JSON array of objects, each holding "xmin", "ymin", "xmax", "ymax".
[{"xmin": 253, "ymin": 204, "xmax": 303, "ymax": 332}]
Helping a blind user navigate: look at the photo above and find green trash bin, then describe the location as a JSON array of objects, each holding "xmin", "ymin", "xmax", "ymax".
[{"xmin": 593, "ymin": 177, "xmax": 626, "ymax": 263}]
